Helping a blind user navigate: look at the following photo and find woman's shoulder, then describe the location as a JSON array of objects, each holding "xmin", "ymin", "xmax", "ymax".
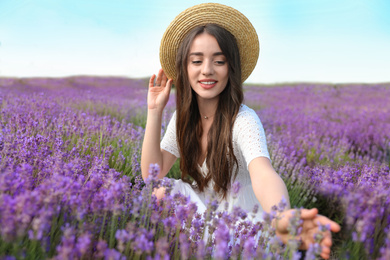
[
  {"xmin": 236, "ymin": 104, "xmax": 260, "ymax": 121},
  {"xmin": 233, "ymin": 104, "xmax": 264, "ymax": 134}
]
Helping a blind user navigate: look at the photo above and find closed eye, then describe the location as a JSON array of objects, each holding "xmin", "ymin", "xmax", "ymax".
[{"xmin": 215, "ymin": 61, "xmax": 226, "ymax": 65}]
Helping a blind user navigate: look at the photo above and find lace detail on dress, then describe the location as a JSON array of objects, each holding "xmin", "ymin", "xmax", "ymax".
[
  {"xmin": 160, "ymin": 111, "xmax": 180, "ymax": 158},
  {"xmin": 233, "ymin": 104, "xmax": 270, "ymax": 168}
]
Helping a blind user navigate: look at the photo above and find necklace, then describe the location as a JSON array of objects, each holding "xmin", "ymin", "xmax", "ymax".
[
  {"xmin": 202, "ymin": 114, "xmax": 214, "ymax": 119},
  {"xmin": 200, "ymin": 110, "xmax": 215, "ymax": 119}
]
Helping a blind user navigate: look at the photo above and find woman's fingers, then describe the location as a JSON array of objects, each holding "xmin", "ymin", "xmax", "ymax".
[
  {"xmin": 152, "ymin": 69, "xmax": 170, "ymax": 88},
  {"xmin": 149, "ymin": 74, "xmax": 156, "ymax": 88},
  {"xmin": 315, "ymin": 215, "xmax": 341, "ymax": 233},
  {"xmin": 155, "ymin": 69, "xmax": 164, "ymax": 87},
  {"xmin": 321, "ymin": 246, "xmax": 331, "ymax": 254},
  {"xmin": 164, "ymin": 79, "xmax": 173, "ymax": 96},
  {"xmin": 161, "ymin": 71, "xmax": 167, "ymax": 87},
  {"xmin": 275, "ymin": 208, "xmax": 341, "ymax": 259},
  {"xmin": 321, "ymin": 250, "xmax": 331, "ymax": 260},
  {"xmin": 320, "ymin": 235, "xmax": 333, "ymax": 259},
  {"xmin": 300, "ymin": 208, "xmax": 341, "ymax": 233},
  {"xmin": 321, "ymin": 234, "xmax": 332, "ymax": 247},
  {"xmin": 300, "ymin": 208, "xmax": 318, "ymax": 219}
]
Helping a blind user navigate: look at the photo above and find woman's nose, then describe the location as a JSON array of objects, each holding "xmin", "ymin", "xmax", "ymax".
[{"xmin": 201, "ymin": 60, "xmax": 214, "ymax": 76}]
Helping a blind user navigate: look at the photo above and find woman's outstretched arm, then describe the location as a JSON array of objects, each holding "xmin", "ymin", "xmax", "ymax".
[
  {"xmin": 249, "ymin": 157, "xmax": 340, "ymax": 259},
  {"xmin": 249, "ymin": 157, "xmax": 291, "ymax": 213},
  {"xmin": 141, "ymin": 69, "xmax": 176, "ymax": 180}
]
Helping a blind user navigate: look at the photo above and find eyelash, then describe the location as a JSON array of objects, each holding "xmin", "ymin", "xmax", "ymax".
[{"xmin": 191, "ymin": 60, "xmax": 226, "ymax": 65}]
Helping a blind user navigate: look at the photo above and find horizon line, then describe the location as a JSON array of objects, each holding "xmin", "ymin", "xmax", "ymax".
[{"xmin": 0, "ymin": 75, "xmax": 389, "ymax": 86}]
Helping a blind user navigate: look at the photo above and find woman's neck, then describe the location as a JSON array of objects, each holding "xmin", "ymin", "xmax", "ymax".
[{"xmin": 197, "ymin": 96, "xmax": 218, "ymax": 120}]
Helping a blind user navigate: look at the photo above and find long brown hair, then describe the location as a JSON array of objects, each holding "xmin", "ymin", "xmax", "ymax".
[{"xmin": 175, "ymin": 24, "xmax": 243, "ymax": 199}]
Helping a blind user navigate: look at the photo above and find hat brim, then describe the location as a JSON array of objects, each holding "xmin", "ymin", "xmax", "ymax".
[{"xmin": 159, "ymin": 3, "xmax": 259, "ymax": 83}]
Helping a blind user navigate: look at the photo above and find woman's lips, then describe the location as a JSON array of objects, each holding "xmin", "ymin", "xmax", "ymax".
[{"xmin": 199, "ymin": 80, "xmax": 218, "ymax": 89}]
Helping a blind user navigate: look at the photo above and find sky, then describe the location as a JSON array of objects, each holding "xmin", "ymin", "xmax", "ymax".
[{"xmin": 0, "ymin": 0, "xmax": 389, "ymax": 84}]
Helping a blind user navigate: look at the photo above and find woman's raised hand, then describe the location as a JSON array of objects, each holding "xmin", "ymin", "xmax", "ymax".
[{"xmin": 148, "ymin": 69, "xmax": 173, "ymax": 111}]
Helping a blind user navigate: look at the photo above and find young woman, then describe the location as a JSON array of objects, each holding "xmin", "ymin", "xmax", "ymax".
[{"xmin": 141, "ymin": 3, "xmax": 340, "ymax": 259}]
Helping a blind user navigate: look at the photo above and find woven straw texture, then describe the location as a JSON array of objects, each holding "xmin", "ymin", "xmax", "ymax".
[{"xmin": 159, "ymin": 3, "xmax": 259, "ymax": 83}]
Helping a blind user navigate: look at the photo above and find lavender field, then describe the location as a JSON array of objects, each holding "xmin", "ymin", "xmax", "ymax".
[{"xmin": 0, "ymin": 77, "xmax": 389, "ymax": 259}]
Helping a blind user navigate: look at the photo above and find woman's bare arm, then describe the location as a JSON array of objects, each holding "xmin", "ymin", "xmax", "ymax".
[
  {"xmin": 248, "ymin": 157, "xmax": 340, "ymax": 259},
  {"xmin": 141, "ymin": 69, "xmax": 176, "ymax": 180},
  {"xmin": 248, "ymin": 157, "xmax": 291, "ymax": 212}
]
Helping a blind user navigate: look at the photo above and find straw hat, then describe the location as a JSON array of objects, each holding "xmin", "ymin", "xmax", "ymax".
[{"xmin": 159, "ymin": 3, "xmax": 259, "ymax": 83}]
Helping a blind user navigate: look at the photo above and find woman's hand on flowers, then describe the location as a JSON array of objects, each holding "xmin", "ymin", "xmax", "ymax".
[
  {"xmin": 274, "ymin": 208, "xmax": 341, "ymax": 259},
  {"xmin": 148, "ymin": 69, "xmax": 173, "ymax": 111}
]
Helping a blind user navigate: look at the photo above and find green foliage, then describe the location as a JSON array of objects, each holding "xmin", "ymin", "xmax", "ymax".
[
  {"xmin": 129, "ymin": 112, "xmax": 147, "ymax": 129},
  {"xmin": 166, "ymin": 159, "xmax": 181, "ymax": 180}
]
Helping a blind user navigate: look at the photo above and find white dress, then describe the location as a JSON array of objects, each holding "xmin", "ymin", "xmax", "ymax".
[{"xmin": 161, "ymin": 104, "xmax": 271, "ymax": 222}]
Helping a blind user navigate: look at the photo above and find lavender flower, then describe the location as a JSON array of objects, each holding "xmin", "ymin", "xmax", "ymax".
[
  {"xmin": 287, "ymin": 209, "xmax": 303, "ymax": 237},
  {"xmin": 304, "ymin": 243, "xmax": 322, "ymax": 260},
  {"xmin": 243, "ymin": 236, "xmax": 257, "ymax": 259},
  {"xmin": 214, "ymin": 219, "xmax": 230, "ymax": 259}
]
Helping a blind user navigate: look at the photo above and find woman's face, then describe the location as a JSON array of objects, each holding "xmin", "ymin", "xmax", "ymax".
[{"xmin": 187, "ymin": 32, "xmax": 229, "ymax": 103}]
